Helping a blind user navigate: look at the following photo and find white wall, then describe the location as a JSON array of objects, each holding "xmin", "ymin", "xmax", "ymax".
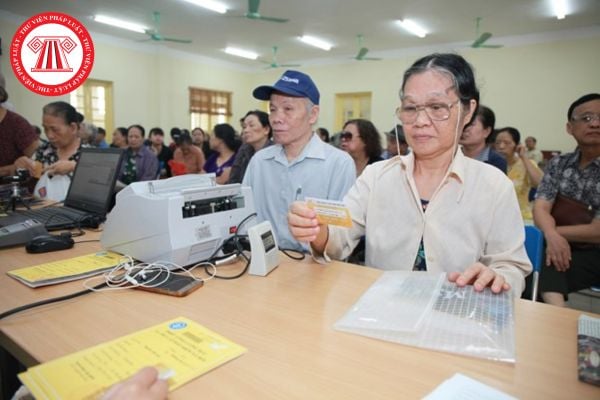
[
  {"xmin": 247, "ymin": 35, "xmax": 600, "ymax": 152},
  {"xmin": 0, "ymin": 15, "xmax": 253, "ymax": 138},
  {"xmin": 2, "ymin": 13, "xmax": 599, "ymax": 152},
  {"xmin": 463, "ymin": 36, "xmax": 600, "ymax": 152}
]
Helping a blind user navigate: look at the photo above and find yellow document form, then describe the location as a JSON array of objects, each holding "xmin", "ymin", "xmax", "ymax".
[
  {"xmin": 7, "ymin": 251, "xmax": 122, "ymax": 287},
  {"xmin": 19, "ymin": 317, "xmax": 246, "ymax": 399}
]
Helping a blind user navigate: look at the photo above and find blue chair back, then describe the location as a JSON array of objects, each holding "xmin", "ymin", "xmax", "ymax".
[
  {"xmin": 524, "ymin": 225, "xmax": 544, "ymax": 301},
  {"xmin": 524, "ymin": 225, "xmax": 543, "ymax": 272}
]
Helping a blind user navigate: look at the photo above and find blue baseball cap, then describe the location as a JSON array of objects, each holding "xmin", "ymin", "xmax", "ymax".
[{"xmin": 253, "ymin": 70, "xmax": 320, "ymax": 105}]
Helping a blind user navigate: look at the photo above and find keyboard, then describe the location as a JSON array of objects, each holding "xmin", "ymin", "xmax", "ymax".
[{"xmin": 18, "ymin": 207, "xmax": 89, "ymax": 230}]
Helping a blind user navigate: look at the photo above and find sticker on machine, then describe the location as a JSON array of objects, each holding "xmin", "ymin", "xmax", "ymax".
[{"xmin": 195, "ymin": 225, "xmax": 212, "ymax": 241}]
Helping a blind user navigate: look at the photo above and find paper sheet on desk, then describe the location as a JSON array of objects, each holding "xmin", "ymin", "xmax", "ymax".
[
  {"xmin": 7, "ymin": 251, "xmax": 123, "ymax": 287},
  {"xmin": 18, "ymin": 317, "xmax": 246, "ymax": 400},
  {"xmin": 423, "ymin": 373, "xmax": 517, "ymax": 400},
  {"xmin": 335, "ymin": 272, "xmax": 515, "ymax": 362}
]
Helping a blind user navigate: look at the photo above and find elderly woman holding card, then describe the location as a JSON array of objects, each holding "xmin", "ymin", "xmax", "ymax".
[{"xmin": 288, "ymin": 53, "xmax": 531, "ymax": 295}]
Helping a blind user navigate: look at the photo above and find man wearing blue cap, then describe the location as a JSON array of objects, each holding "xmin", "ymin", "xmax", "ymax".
[{"xmin": 243, "ymin": 70, "xmax": 355, "ymax": 251}]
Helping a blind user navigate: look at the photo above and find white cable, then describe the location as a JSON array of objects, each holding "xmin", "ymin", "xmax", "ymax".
[
  {"xmin": 395, "ymin": 124, "xmax": 401, "ymax": 157},
  {"xmin": 187, "ymin": 261, "xmax": 217, "ymax": 282},
  {"xmin": 215, "ymin": 254, "xmax": 239, "ymax": 266},
  {"xmin": 82, "ymin": 255, "xmax": 218, "ymax": 292},
  {"xmin": 450, "ymin": 101, "xmax": 463, "ymax": 165}
]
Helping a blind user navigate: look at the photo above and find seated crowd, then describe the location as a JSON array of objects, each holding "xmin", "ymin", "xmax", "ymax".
[
  {"xmin": 0, "ymin": 59, "xmax": 598, "ymax": 310},
  {"xmin": 1, "ymin": 56, "xmax": 598, "ymax": 400}
]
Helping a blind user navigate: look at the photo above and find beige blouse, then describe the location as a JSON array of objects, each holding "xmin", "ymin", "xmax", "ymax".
[{"xmin": 323, "ymin": 149, "xmax": 532, "ymax": 295}]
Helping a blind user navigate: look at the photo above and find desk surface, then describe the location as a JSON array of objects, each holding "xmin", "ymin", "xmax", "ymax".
[{"xmin": 1, "ymin": 235, "xmax": 599, "ymax": 399}]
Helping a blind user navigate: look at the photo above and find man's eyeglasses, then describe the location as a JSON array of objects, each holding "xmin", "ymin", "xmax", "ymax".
[
  {"xmin": 396, "ymin": 100, "xmax": 460, "ymax": 124},
  {"xmin": 340, "ymin": 131, "xmax": 354, "ymax": 141},
  {"xmin": 571, "ymin": 113, "xmax": 600, "ymax": 124}
]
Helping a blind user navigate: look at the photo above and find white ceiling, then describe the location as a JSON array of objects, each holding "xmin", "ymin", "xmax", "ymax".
[{"xmin": 1, "ymin": 0, "xmax": 600, "ymax": 70}]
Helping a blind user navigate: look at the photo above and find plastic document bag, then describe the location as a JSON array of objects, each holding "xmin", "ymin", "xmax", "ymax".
[
  {"xmin": 335, "ymin": 271, "xmax": 516, "ymax": 363},
  {"xmin": 33, "ymin": 172, "xmax": 71, "ymax": 202}
]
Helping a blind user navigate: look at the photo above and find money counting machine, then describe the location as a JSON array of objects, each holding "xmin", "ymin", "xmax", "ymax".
[{"xmin": 101, "ymin": 174, "xmax": 256, "ymax": 265}]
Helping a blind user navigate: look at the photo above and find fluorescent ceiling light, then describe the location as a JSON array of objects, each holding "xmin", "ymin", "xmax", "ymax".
[
  {"xmin": 93, "ymin": 15, "xmax": 148, "ymax": 33},
  {"xmin": 397, "ymin": 19, "xmax": 427, "ymax": 38},
  {"xmin": 552, "ymin": 0, "xmax": 568, "ymax": 19},
  {"xmin": 224, "ymin": 47, "xmax": 258, "ymax": 60},
  {"xmin": 299, "ymin": 35, "xmax": 332, "ymax": 51},
  {"xmin": 180, "ymin": 0, "xmax": 228, "ymax": 14}
]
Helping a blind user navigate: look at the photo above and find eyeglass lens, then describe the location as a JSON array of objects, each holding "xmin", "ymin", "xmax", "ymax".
[
  {"xmin": 396, "ymin": 102, "xmax": 455, "ymax": 123},
  {"xmin": 573, "ymin": 114, "xmax": 600, "ymax": 123}
]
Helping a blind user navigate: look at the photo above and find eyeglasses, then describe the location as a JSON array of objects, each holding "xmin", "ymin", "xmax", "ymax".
[
  {"xmin": 396, "ymin": 100, "xmax": 460, "ymax": 124},
  {"xmin": 571, "ymin": 113, "xmax": 600, "ymax": 124},
  {"xmin": 340, "ymin": 131, "xmax": 354, "ymax": 141}
]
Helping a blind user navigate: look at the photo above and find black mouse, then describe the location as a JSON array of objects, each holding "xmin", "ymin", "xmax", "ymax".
[{"xmin": 26, "ymin": 234, "xmax": 75, "ymax": 253}]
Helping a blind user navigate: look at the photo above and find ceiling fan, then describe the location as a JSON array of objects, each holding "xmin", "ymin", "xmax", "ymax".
[
  {"xmin": 471, "ymin": 17, "xmax": 502, "ymax": 49},
  {"xmin": 232, "ymin": 0, "xmax": 289, "ymax": 23},
  {"xmin": 353, "ymin": 34, "xmax": 381, "ymax": 61},
  {"xmin": 142, "ymin": 11, "xmax": 192, "ymax": 43},
  {"xmin": 260, "ymin": 46, "xmax": 300, "ymax": 69}
]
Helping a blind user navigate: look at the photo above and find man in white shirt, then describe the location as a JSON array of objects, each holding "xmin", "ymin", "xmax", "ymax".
[{"xmin": 525, "ymin": 136, "xmax": 543, "ymax": 166}]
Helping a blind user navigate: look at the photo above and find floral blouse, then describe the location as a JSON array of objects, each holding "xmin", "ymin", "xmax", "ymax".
[{"xmin": 34, "ymin": 141, "xmax": 88, "ymax": 170}]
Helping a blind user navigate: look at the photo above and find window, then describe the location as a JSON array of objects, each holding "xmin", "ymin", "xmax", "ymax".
[
  {"xmin": 70, "ymin": 79, "xmax": 114, "ymax": 133},
  {"xmin": 189, "ymin": 87, "xmax": 232, "ymax": 132},
  {"xmin": 334, "ymin": 92, "xmax": 372, "ymax": 131}
]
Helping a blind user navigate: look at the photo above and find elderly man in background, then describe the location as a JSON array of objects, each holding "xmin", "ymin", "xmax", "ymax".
[
  {"xmin": 525, "ymin": 136, "xmax": 543, "ymax": 167},
  {"xmin": 382, "ymin": 125, "xmax": 409, "ymax": 159},
  {"xmin": 534, "ymin": 93, "xmax": 600, "ymax": 306},
  {"xmin": 460, "ymin": 105, "xmax": 507, "ymax": 174}
]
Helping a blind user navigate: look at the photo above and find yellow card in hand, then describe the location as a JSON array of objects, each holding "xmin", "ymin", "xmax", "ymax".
[{"xmin": 306, "ymin": 197, "xmax": 352, "ymax": 228}]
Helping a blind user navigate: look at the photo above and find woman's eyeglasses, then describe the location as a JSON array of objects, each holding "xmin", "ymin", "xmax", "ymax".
[
  {"xmin": 340, "ymin": 131, "xmax": 354, "ymax": 141},
  {"xmin": 396, "ymin": 100, "xmax": 460, "ymax": 124}
]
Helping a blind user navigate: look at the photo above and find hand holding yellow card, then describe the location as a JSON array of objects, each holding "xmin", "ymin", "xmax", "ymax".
[{"xmin": 306, "ymin": 197, "xmax": 353, "ymax": 228}]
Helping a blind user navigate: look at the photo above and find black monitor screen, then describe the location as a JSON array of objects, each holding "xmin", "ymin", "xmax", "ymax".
[{"xmin": 64, "ymin": 148, "xmax": 123, "ymax": 214}]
